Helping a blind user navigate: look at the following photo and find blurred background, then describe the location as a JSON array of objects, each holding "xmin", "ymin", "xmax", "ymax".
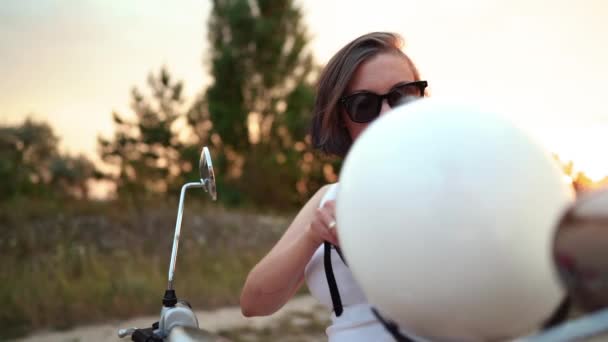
[{"xmin": 1, "ymin": 0, "xmax": 608, "ymax": 340}]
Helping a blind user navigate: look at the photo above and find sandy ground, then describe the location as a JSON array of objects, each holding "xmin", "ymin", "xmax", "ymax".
[
  {"xmin": 14, "ymin": 296, "xmax": 608, "ymax": 342},
  {"xmin": 14, "ymin": 295, "xmax": 327, "ymax": 342}
]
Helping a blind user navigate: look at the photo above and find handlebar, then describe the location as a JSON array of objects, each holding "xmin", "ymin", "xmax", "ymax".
[{"xmin": 131, "ymin": 327, "xmax": 163, "ymax": 342}]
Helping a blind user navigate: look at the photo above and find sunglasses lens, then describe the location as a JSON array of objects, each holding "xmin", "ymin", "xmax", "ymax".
[
  {"xmin": 344, "ymin": 81, "xmax": 427, "ymax": 123},
  {"xmin": 388, "ymin": 83, "xmax": 424, "ymax": 107},
  {"xmin": 346, "ymin": 94, "xmax": 380, "ymax": 123}
]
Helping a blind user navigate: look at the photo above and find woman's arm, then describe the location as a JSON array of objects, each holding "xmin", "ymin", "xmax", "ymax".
[{"xmin": 240, "ymin": 184, "xmax": 338, "ymax": 316}]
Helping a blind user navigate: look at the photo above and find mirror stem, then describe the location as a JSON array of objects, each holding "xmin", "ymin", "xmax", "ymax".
[{"xmin": 168, "ymin": 182, "xmax": 203, "ymax": 290}]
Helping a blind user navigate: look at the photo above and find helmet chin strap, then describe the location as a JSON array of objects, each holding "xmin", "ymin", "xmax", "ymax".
[
  {"xmin": 370, "ymin": 296, "xmax": 572, "ymax": 342},
  {"xmin": 371, "ymin": 307, "xmax": 415, "ymax": 342},
  {"xmin": 542, "ymin": 296, "xmax": 571, "ymax": 329}
]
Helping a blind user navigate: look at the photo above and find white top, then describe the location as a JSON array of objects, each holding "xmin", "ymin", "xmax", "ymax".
[{"xmin": 304, "ymin": 183, "xmax": 425, "ymax": 341}]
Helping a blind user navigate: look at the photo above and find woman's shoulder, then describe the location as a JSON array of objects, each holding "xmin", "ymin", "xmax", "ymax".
[
  {"xmin": 316, "ymin": 182, "xmax": 338, "ymax": 199},
  {"xmin": 318, "ymin": 183, "xmax": 339, "ymax": 207},
  {"xmin": 304, "ymin": 183, "xmax": 338, "ymax": 211},
  {"xmin": 318, "ymin": 182, "xmax": 338, "ymax": 193}
]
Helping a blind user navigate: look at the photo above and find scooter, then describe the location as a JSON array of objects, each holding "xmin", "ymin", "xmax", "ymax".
[
  {"xmin": 117, "ymin": 146, "xmax": 608, "ymax": 341},
  {"xmin": 117, "ymin": 146, "xmax": 226, "ymax": 342}
]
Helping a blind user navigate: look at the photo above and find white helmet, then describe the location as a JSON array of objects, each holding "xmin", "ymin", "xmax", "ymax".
[{"xmin": 336, "ymin": 98, "xmax": 574, "ymax": 340}]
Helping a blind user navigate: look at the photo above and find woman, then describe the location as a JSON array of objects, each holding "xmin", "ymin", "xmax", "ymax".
[{"xmin": 240, "ymin": 32, "xmax": 428, "ymax": 341}]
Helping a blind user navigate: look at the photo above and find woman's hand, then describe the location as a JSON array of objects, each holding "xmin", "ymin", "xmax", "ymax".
[
  {"xmin": 307, "ymin": 200, "xmax": 339, "ymax": 246},
  {"xmin": 240, "ymin": 184, "xmax": 334, "ymax": 317}
]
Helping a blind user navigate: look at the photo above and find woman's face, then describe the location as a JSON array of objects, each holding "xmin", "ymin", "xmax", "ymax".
[{"xmin": 343, "ymin": 52, "xmax": 417, "ymax": 141}]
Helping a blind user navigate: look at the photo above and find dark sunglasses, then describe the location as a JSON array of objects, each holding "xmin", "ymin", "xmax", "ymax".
[{"xmin": 340, "ymin": 80, "xmax": 428, "ymax": 123}]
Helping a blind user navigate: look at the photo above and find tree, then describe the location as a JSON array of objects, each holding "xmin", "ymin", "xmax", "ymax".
[
  {"xmin": 189, "ymin": 0, "xmax": 334, "ymax": 209},
  {"xmin": 98, "ymin": 67, "xmax": 189, "ymax": 204},
  {"xmin": 0, "ymin": 118, "xmax": 97, "ymax": 201},
  {"xmin": 49, "ymin": 154, "xmax": 98, "ymax": 199}
]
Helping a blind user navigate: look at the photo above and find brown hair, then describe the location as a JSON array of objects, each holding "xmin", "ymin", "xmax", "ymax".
[{"xmin": 311, "ymin": 32, "xmax": 421, "ymax": 157}]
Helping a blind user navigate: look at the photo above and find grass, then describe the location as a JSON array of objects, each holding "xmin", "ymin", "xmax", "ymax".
[{"xmin": 0, "ymin": 197, "xmax": 292, "ymax": 340}]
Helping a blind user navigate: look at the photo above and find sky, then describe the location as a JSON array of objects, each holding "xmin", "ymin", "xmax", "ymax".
[{"xmin": 1, "ymin": 0, "xmax": 608, "ymax": 181}]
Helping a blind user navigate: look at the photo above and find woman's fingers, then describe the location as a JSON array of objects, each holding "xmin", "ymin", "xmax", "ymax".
[
  {"xmin": 323, "ymin": 200, "xmax": 336, "ymax": 211},
  {"xmin": 322, "ymin": 201, "xmax": 339, "ymax": 243},
  {"xmin": 329, "ymin": 226, "xmax": 339, "ymax": 245},
  {"xmin": 310, "ymin": 211, "xmax": 335, "ymax": 245},
  {"xmin": 311, "ymin": 201, "xmax": 339, "ymax": 246}
]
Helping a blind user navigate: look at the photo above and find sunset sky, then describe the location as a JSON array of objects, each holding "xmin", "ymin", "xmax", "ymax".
[{"xmin": 2, "ymin": 0, "xmax": 607, "ymax": 180}]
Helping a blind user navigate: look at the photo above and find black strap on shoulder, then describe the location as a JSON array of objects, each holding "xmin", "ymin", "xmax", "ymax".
[
  {"xmin": 542, "ymin": 295, "xmax": 571, "ymax": 329},
  {"xmin": 334, "ymin": 245, "xmax": 347, "ymax": 265},
  {"xmin": 324, "ymin": 241, "xmax": 344, "ymax": 316},
  {"xmin": 368, "ymin": 297, "xmax": 570, "ymax": 341},
  {"xmin": 371, "ymin": 307, "xmax": 416, "ymax": 342}
]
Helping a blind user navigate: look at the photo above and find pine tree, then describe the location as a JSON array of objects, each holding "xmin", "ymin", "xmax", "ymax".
[
  {"xmin": 98, "ymin": 67, "xmax": 188, "ymax": 205},
  {"xmin": 189, "ymin": 0, "xmax": 332, "ymax": 209}
]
